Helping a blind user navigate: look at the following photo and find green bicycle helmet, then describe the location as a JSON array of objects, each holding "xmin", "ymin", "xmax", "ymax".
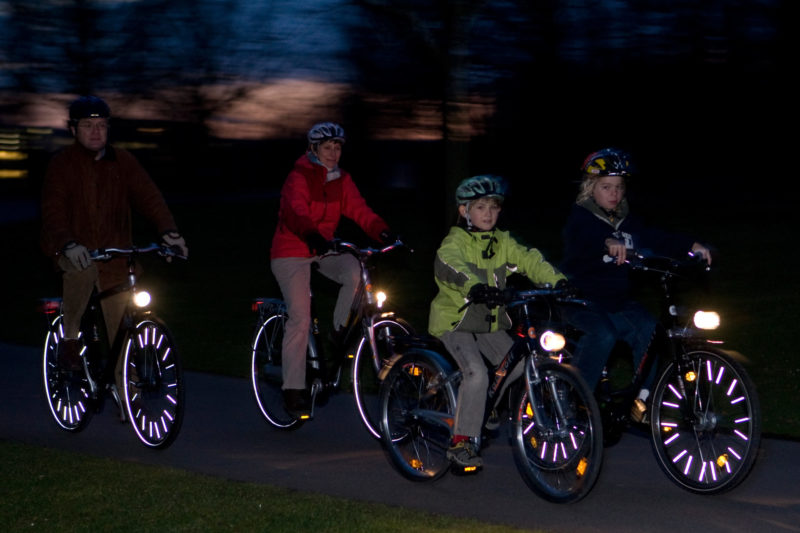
[{"xmin": 455, "ymin": 175, "xmax": 508, "ymax": 206}]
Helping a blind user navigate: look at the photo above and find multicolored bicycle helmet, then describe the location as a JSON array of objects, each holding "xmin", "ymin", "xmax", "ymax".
[
  {"xmin": 581, "ymin": 148, "xmax": 632, "ymax": 178},
  {"xmin": 68, "ymin": 95, "xmax": 110, "ymax": 126},
  {"xmin": 307, "ymin": 122, "xmax": 346, "ymax": 145},
  {"xmin": 455, "ymin": 175, "xmax": 508, "ymax": 205}
]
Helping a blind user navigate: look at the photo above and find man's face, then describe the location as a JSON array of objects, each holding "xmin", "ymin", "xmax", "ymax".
[{"xmin": 73, "ymin": 117, "xmax": 108, "ymax": 153}]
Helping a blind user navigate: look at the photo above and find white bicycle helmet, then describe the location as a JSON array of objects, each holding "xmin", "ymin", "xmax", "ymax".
[{"xmin": 307, "ymin": 122, "xmax": 346, "ymax": 145}]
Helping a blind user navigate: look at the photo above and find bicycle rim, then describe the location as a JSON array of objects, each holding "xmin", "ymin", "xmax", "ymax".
[
  {"xmin": 250, "ymin": 312, "xmax": 302, "ymax": 430},
  {"xmin": 352, "ymin": 318, "xmax": 413, "ymax": 439},
  {"xmin": 123, "ymin": 318, "xmax": 184, "ymax": 449},
  {"xmin": 650, "ymin": 349, "xmax": 761, "ymax": 494},
  {"xmin": 379, "ymin": 353, "xmax": 455, "ymax": 482},
  {"xmin": 42, "ymin": 315, "xmax": 93, "ymax": 432},
  {"xmin": 511, "ymin": 362, "xmax": 603, "ymax": 503}
]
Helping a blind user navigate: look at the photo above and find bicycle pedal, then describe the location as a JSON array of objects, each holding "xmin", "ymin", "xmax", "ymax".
[{"xmin": 450, "ymin": 463, "xmax": 483, "ymax": 476}]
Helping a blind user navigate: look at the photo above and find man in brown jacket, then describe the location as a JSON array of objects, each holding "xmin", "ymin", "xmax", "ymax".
[{"xmin": 40, "ymin": 95, "xmax": 188, "ymax": 394}]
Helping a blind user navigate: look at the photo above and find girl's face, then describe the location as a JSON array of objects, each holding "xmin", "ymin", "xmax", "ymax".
[
  {"xmin": 313, "ymin": 140, "xmax": 342, "ymax": 169},
  {"xmin": 592, "ymin": 176, "xmax": 625, "ymax": 211},
  {"xmin": 459, "ymin": 197, "xmax": 501, "ymax": 232}
]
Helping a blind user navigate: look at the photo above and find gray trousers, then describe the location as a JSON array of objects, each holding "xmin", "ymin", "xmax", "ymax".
[
  {"xmin": 440, "ymin": 330, "xmax": 514, "ymax": 438},
  {"xmin": 271, "ymin": 253, "xmax": 360, "ymax": 390}
]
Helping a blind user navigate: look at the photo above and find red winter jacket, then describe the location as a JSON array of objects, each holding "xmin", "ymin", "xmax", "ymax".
[{"xmin": 270, "ymin": 153, "xmax": 389, "ymax": 259}]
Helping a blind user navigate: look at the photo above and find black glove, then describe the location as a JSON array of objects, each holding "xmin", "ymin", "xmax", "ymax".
[
  {"xmin": 379, "ymin": 229, "xmax": 398, "ymax": 246},
  {"xmin": 467, "ymin": 283, "xmax": 504, "ymax": 309},
  {"xmin": 305, "ymin": 232, "xmax": 332, "ymax": 256},
  {"xmin": 555, "ymin": 278, "xmax": 579, "ymax": 297}
]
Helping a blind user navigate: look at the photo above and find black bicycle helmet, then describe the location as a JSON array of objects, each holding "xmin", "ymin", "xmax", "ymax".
[
  {"xmin": 581, "ymin": 148, "xmax": 632, "ymax": 177},
  {"xmin": 455, "ymin": 175, "xmax": 507, "ymax": 206},
  {"xmin": 307, "ymin": 122, "xmax": 346, "ymax": 145},
  {"xmin": 68, "ymin": 95, "xmax": 110, "ymax": 126}
]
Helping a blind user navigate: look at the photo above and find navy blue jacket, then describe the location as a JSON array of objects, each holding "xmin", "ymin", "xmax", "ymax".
[{"xmin": 561, "ymin": 202, "xmax": 695, "ymax": 311}]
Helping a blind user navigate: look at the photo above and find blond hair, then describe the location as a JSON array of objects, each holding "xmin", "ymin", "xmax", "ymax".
[{"xmin": 576, "ymin": 175, "xmax": 626, "ymax": 204}]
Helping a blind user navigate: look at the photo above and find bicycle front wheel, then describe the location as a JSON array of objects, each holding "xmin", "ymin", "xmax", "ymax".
[
  {"xmin": 379, "ymin": 351, "xmax": 457, "ymax": 482},
  {"xmin": 122, "ymin": 318, "xmax": 185, "ymax": 449},
  {"xmin": 250, "ymin": 311, "xmax": 304, "ymax": 430},
  {"xmin": 511, "ymin": 361, "xmax": 603, "ymax": 504},
  {"xmin": 42, "ymin": 315, "xmax": 93, "ymax": 432},
  {"xmin": 352, "ymin": 317, "xmax": 414, "ymax": 439},
  {"xmin": 650, "ymin": 348, "xmax": 761, "ymax": 494}
]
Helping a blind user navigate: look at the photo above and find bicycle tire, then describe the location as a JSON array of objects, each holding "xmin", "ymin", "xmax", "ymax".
[
  {"xmin": 41, "ymin": 315, "xmax": 94, "ymax": 432},
  {"xmin": 352, "ymin": 317, "xmax": 414, "ymax": 439},
  {"xmin": 122, "ymin": 317, "xmax": 185, "ymax": 449},
  {"xmin": 250, "ymin": 309, "xmax": 304, "ymax": 430},
  {"xmin": 650, "ymin": 348, "xmax": 761, "ymax": 494},
  {"xmin": 379, "ymin": 350, "xmax": 457, "ymax": 482},
  {"xmin": 511, "ymin": 360, "xmax": 603, "ymax": 504}
]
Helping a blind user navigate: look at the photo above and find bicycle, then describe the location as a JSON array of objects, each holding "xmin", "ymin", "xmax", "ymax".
[
  {"xmin": 250, "ymin": 239, "xmax": 414, "ymax": 437},
  {"xmin": 377, "ymin": 285, "xmax": 603, "ymax": 504},
  {"xmin": 40, "ymin": 244, "xmax": 186, "ymax": 449},
  {"xmin": 595, "ymin": 249, "xmax": 761, "ymax": 494}
]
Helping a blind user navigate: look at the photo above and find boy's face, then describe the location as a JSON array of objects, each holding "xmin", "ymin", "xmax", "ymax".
[{"xmin": 459, "ymin": 197, "xmax": 501, "ymax": 231}]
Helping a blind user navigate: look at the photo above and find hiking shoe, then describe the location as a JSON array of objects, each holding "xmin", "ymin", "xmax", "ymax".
[
  {"xmin": 446, "ymin": 440, "xmax": 483, "ymax": 469},
  {"xmin": 283, "ymin": 388, "xmax": 312, "ymax": 419},
  {"xmin": 58, "ymin": 339, "xmax": 83, "ymax": 372}
]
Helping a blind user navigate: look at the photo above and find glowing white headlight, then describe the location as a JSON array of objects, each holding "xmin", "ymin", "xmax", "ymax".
[
  {"xmin": 133, "ymin": 290, "xmax": 151, "ymax": 308},
  {"xmin": 376, "ymin": 291, "xmax": 387, "ymax": 309},
  {"xmin": 539, "ymin": 330, "xmax": 566, "ymax": 352},
  {"xmin": 693, "ymin": 310, "xmax": 720, "ymax": 330}
]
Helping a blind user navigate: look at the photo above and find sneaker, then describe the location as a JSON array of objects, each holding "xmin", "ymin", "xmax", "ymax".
[
  {"xmin": 283, "ymin": 388, "xmax": 312, "ymax": 419},
  {"xmin": 630, "ymin": 398, "xmax": 648, "ymax": 424},
  {"xmin": 58, "ymin": 339, "xmax": 82, "ymax": 372},
  {"xmin": 484, "ymin": 409, "xmax": 501, "ymax": 431},
  {"xmin": 446, "ymin": 440, "xmax": 483, "ymax": 469}
]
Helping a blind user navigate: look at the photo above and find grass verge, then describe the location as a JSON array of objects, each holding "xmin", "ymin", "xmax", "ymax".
[{"xmin": 0, "ymin": 440, "xmax": 534, "ymax": 533}]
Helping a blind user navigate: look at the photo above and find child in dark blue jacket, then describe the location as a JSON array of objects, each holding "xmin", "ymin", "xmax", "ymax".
[{"xmin": 561, "ymin": 148, "xmax": 711, "ymax": 419}]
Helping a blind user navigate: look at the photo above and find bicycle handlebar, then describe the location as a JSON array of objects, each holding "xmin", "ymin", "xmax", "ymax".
[
  {"xmin": 459, "ymin": 285, "xmax": 587, "ymax": 312},
  {"xmin": 328, "ymin": 238, "xmax": 413, "ymax": 258},
  {"xmin": 90, "ymin": 243, "xmax": 187, "ymax": 261},
  {"xmin": 603, "ymin": 248, "xmax": 710, "ymax": 275}
]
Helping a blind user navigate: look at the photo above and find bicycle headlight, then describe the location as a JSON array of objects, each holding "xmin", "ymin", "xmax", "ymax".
[
  {"xmin": 376, "ymin": 290, "xmax": 387, "ymax": 309},
  {"xmin": 539, "ymin": 330, "xmax": 566, "ymax": 352},
  {"xmin": 133, "ymin": 290, "xmax": 151, "ymax": 308},
  {"xmin": 693, "ymin": 310, "xmax": 720, "ymax": 330}
]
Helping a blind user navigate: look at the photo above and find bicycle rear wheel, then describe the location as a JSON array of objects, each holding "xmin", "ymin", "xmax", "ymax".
[
  {"xmin": 122, "ymin": 318, "xmax": 184, "ymax": 449},
  {"xmin": 352, "ymin": 317, "xmax": 414, "ymax": 439},
  {"xmin": 650, "ymin": 348, "xmax": 761, "ymax": 494},
  {"xmin": 250, "ymin": 310, "xmax": 304, "ymax": 430},
  {"xmin": 379, "ymin": 351, "xmax": 457, "ymax": 482},
  {"xmin": 42, "ymin": 315, "xmax": 93, "ymax": 432},
  {"xmin": 511, "ymin": 360, "xmax": 603, "ymax": 503}
]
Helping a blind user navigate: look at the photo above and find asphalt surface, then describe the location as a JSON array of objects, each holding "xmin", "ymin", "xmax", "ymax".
[{"xmin": 2, "ymin": 341, "xmax": 799, "ymax": 533}]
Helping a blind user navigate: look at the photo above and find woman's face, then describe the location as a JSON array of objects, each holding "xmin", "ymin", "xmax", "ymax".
[
  {"xmin": 592, "ymin": 176, "xmax": 625, "ymax": 211},
  {"xmin": 314, "ymin": 140, "xmax": 343, "ymax": 169}
]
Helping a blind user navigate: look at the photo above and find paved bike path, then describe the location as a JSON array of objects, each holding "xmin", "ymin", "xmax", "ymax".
[{"xmin": 2, "ymin": 342, "xmax": 799, "ymax": 532}]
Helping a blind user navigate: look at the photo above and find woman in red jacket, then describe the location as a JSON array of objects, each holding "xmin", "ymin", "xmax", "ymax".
[{"xmin": 270, "ymin": 122, "xmax": 394, "ymax": 418}]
